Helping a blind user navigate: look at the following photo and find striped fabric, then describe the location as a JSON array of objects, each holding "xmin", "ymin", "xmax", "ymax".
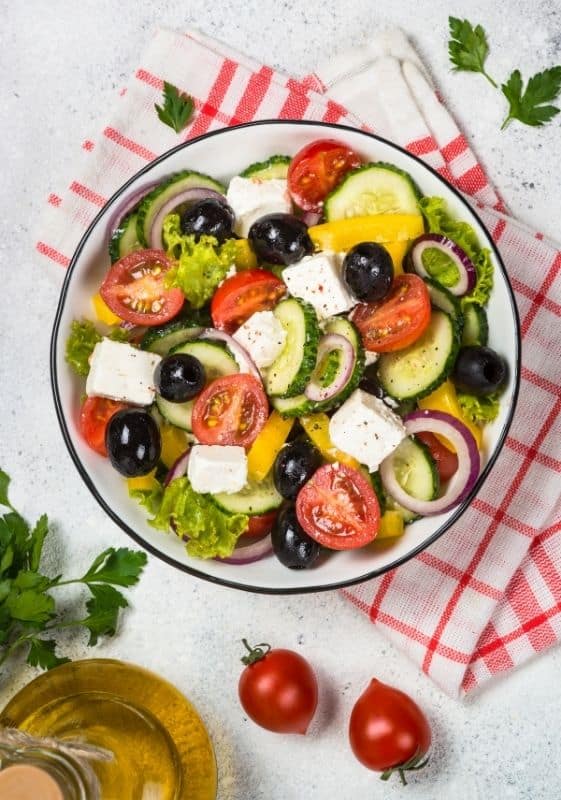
[{"xmin": 36, "ymin": 27, "xmax": 561, "ymax": 697}]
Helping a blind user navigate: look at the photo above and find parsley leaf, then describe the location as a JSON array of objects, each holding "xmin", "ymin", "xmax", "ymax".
[
  {"xmin": 27, "ymin": 638, "xmax": 70, "ymax": 670},
  {"xmin": 82, "ymin": 584, "xmax": 128, "ymax": 646},
  {"xmin": 81, "ymin": 547, "xmax": 147, "ymax": 587},
  {"xmin": 501, "ymin": 67, "xmax": 561, "ymax": 129},
  {"xmin": 155, "ymin": 82, "xmax": 195, "ymax": 134},
  {"xmin": 0, "ymin": 470, "xmax": 14, "ymax": 510},
  {"xmin": 448, "ymin": 17, "xmax": 497, "ymax": 87},
  {"xmin": 6, "ymin": 589, "xmax": 55, "ymax": 624}
]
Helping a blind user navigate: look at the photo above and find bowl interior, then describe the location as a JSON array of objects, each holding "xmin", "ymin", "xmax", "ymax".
[{"xmin": 51, "ymin": 121, "xmax": 519, "ymax": 593}]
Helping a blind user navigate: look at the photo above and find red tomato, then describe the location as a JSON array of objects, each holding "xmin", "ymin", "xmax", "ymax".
[
  {"xmin": 79, "ymin": 397, "xmax": 130, "ymax": 456},
  {"xmin": 211, "ymin": 270, "xmax": 286, "ymax": 333},
  {"xmin": 287, "ymin": 139, "xmax": 362, "ymax": 212},
  {"xmin": 238, "ymin": 641, "xmax": 318, "ymax": 734},
  {"xmin": 416, "ymin": 432, "xmax": 458, "ymax": 482},
  {"xmin": 349, "ymin": 678, "xmax": 431, "ymax": 785},
  {"xmin": 191, "ymin": 374, "xmax": 269, "ymax": 447},
  {"xmin": 244, "ymin": 510, "xmax": 278, "ymax": 539},
  {"xmin": 296, "ymin": 463, "xmax": 380, "ymax": 550},
  {"xmin": 100, "ymin": 250, "xmax": 184, "ymax": 326},
  {"xmin": 351, "ymin": 274, "xmax": 431, "ymax": 353}
]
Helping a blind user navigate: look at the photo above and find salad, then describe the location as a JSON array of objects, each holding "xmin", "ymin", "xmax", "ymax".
[{"xmin": 66, "ymin": 138, "xmax": 507, "ymax": 569}]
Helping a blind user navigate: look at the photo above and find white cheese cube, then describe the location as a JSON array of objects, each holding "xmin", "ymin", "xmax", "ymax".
[
  {"xmin": 364, "ymin": 351, "xmax": 379, "ymax": 366},
  {"xmin": 282, "ymin": 252, "xmax": 355, "ymax": 319},
  {"xmin": 226, "ymin": 176, "xmax": 292, "ymax": 237},
  {"xmin": 86, "ymin": 338, "xmax": 161, "ymax": 406},
  {"xmin": 329, "ymin": 389, "xmax": 406, "ymax": 471},
  {"xmin": 233, "ymin": 311, "xmax": 287, "ymax": 370},
  {"xmin": 187, "ymin": 445, "xmax": 248, "ymax": 494}
]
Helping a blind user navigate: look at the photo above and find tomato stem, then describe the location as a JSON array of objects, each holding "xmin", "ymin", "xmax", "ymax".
[
  {"xmin": 379, "ymin": 752, "xmax": 430, "ymax": 785},
  {"xmin": 241, "ymin": 638, "xmax": 271, "ymax": 666}
]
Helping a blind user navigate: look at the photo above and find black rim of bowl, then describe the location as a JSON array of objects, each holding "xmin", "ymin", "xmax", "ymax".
[{"xmin": 50, "ymin": 119, "xmax": 521, "ymax": 595}]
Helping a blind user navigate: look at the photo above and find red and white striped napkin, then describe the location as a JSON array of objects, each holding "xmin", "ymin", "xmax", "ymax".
[{"xmin": 37, "ymin": 27, "xmax": 561, "ymax": 697}]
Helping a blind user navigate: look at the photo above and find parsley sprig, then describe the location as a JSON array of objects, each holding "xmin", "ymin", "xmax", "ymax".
[
  {"xmin": 0, "ymin": 469, "xmax": 147, "ymax": 672},
  {"xmin": 155, "ymin": 82, "xmax": 195, "ymax": 134},
  {"xmin": 448, "ymin": 17, "xmax": 497, "ymax": 88}
]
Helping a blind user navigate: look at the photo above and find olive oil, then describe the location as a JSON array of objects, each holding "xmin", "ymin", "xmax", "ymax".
[{"xmin": 0, "ymin": 660, "xmax": 216, "ymax": 800}]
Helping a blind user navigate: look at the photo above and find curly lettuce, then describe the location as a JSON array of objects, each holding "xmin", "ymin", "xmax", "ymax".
[
  {"xmin": 66, "ymin": 319, "xmax": 130, "ymax": 376},
  {"xmin": 148, "ymin": 477, "xmax": 248, "ymax": 560},
  {"xmin": 163, "ymin": 214, "xmax": 238, "ymax": 309},
  {"xmin": 419, "ymin": 196, "xmax": 494, "ymax": 305},
  {"xmin": 457, "ymin": 390, "xmax": 501, "ymax": 425},
  {"xmin": 129, "ymin": 483, "xmax": 164, "ymax": 516}
]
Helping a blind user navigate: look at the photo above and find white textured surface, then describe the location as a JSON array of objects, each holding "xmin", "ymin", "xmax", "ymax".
[{"xmin": 2, "ymin": 2, "xmax": 561, "ymax": 799}]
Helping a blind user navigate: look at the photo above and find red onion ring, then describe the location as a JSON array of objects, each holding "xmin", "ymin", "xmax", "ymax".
[
  {"xmin": 106, "ymin": 182, "xmax": 160, "ymax": 243},
  {"xmin": 199, "ymin": 328, "xmax": 261, "ymax": 381},
  {"xmin": 379, "ymin": 410, "xmax": 480, "ymax": 515},
  {"xmin": 302, "ymin": 210, "xmax": 322, "ymax": 227},
  {"xmin": 406, "ymin": 234, "xmax": 477, "ymax": 296},
  {"xmin": 163, "ymin": 449, "xmax": 191, "ymax": 487},
  {"xmin": 149, "ymin": 188, "xmax": 227, "ymax": 250},
  {"xmin": 215, "ymin": 533, "xmax": 273, "ymax": 565},
  {"xmin": 304, "ymin": 333, "xmax": 355, "ymax": 402}
]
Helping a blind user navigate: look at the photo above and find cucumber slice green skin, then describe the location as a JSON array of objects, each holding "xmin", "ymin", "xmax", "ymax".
[
  {"xmin": 324, "ymin": 162, "xmax": 422, "ymax": 221},
  {"xmin": 267, "ymin": 299, "xmax": 320, "ymax": 398},
  {"xmin": 271, "ymin": 393, "xmax": 315, "ymax": 418},
  {"xmin": 239, "ymin": 155, "xmax": 291, "ymax": 180},
  {"xmin": 211, "ymin": 474, "xmax": 283, "ymax": 515},
  {"xmin": 377, "ymin": 310, "xmax": 460, "ymax": 401},
  {"xmin": 423, "ymin": 278, "xmax": 464, "ymax": 341},
  {"xmin": 313, "ymin": 317, "xmax": 365, "ymax": 413},
  {"xmin": 461, "ymin": 303, "xmax": 489, "ymax": 346},
  {"xmin": 141, "ymin": 319, "xmax": 205, "ymax": 355},
  {"xmin": 369, "ymin": 471, "xmax": 387, "ymax": 514},
  {"xmin": 384, "ymin": 436, "xmax": 439, "ymax": 524},
  {"xmin": 155, "ymin": 340, "xmax": 238, "ymax": 431},
  {"xmin": 136, "ymin": 171, "xmax": 226, "ymax": 247},
  {"xmin": 109, "ymin": 212, "xmax": 141, "ymax": 263}
]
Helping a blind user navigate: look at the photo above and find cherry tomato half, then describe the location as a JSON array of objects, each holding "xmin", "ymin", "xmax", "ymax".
[
  {"xmin": 244, "ymin": 510, "xmax": 278, "ymax": 539},
  {"xmin": 287, "ymin": 139, "xmax": 362, "ymax": 212},
  {"xmin": 238, "ymin": 640, "xmax": 318, "ymax": 734},
  {"xmin": 349, "ymin": 678, "xmax": 431, "ymax": 784},
  {"xmin": 79, "ymin": 397, "xmax": 130, "ymax": 456},
  {"xmin": 351, "ymin": 274, "xmax": 431, "ymax": 353},
  {"xmin": 296, "ymin": 463, "xmax": 380, "ymax": 550},
  {"xmin": 191, "ymin": 374, "xmax": 269, "ymax": 448},
  {"xmin": 210, "ymin": 270, "xmax": 286, "ymax": 333},
  {"xmin": 416, "ymin": 431, "xmax": 458, "ymax": 482},
  {"xmin": 100, "ymin": 250, "xmax": 184, "ymax": 326}
]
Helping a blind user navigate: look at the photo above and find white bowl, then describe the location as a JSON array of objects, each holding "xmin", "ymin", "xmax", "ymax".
[{"xmin": 51, "ymin": 121, "xmax": 520, "ymax": 594}]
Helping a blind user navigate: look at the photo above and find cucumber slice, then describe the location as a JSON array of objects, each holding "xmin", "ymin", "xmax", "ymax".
[
  {"xmin": 141, "ymin": 319, "xmax": 206, "ymax": 355},
  {"xmin": 424, "ymin": 278, "xmax": 463, "ymax": 341},
  {"xmin": 271, "ymin": 393, "xmax": 314, "ymax": 418},
  {"xmin": 318, "ymin": 317, "xmax": 365, "ymax": 411},
  {"xmin": 377, "ymin": 310, "xmax": 460, "ymax": 401},
  {"xmin": 384, "ymin": 436, "xmax": 439, "ymax": 523},
  {"xmin": 239, "ymin": 155, "xmax": 291, "ymax": 180},
  {"xmin": 266, "ymin": 299, "xmax": 320, "ymax": 398},
  {"xmin": 155, "ymin": 341, "xmax": 238, "ymax": 431},
  {"xmin": 324, "ymin": 163, "xmax": 421, "ymax": 221},
  {"xmin": 211, "ymin": 473, "xmax": 283, "ymax": 515},
  {"xmin": 109, "ymin": 212, "xmax": 141, "ymax": 263},
  {"xmin": 136, "ymin": 171, "xmax": 226, "ymax": 247},
  {"xmin": 461, "ymin": 302, "xmax": 488, "ymax": 346}
]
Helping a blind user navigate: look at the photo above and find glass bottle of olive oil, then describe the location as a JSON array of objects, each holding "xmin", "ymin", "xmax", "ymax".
[{"xmin": 0, "ymin": 660, "xmax": 217, "ymax": 800}]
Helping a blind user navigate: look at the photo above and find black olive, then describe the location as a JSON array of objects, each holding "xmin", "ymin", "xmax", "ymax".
[
  {"xmin": 273, "ymin": 440, "xmax": 322, "ymax": 500},
  {"xmin": 180, "ymin": 198, "xmax": 235, "ymax": 243},
  {"xmin": 106, "ymin": 409, "xmax": 161, "ymax": 477},
  {"xmin": 342, "ymin": 242, "xmax": 394, "ymax": 303},
  {"xmin": 359, "ymin": 362, "xmax": 385, "ymax": 399},
  {"xmin": 154, "ymin": 354, "xmax": 205, "ymax": 402},
  {"xmin": 453, "ymin": 346, "xmax": 507, "ymax": 396},
  {"xmin": 248, "ymin": 213, "xmax": 314, "ymax": 265},
  {"xmin": 272, "ymin": 505, "xmax": 321, "ymax": 570}
]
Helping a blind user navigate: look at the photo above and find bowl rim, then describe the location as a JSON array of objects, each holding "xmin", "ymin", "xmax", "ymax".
[{"xmin": 50, "ymin": 119, "xmax": 521, "ymax": 595}]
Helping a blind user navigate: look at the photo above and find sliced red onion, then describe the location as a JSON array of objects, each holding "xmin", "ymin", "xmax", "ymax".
[
  {"xmin": 379, "ymin": 410, "xmax": 480, "ymax": 516},
  {"xmin": 302, "ymin": 210, "xmax": 322, "ymax": 227},
  {"xmin": 215, "ymin": 533, "xmax": 273, "ymax": 565},
  {"xmin": 407, "ymin": 234, "xmax": 476, "ymax": 296},
  {"xmin": 199, "ymin": 328, "xmax": 261, "ymax": 381},
  {"xmin": 304, "ymin": 333, "xmax": 355, "ymax": 403},
  {"xmin": 106, "ymin": 182, "xmax": 160, "ymax": 242},
  {"xmin": 149, "ymin": 188, "xmax": 227, "ymax": 250},
  {"xmin": 164, "ymin": 449, "xmax": 191, "ymax": 487}
]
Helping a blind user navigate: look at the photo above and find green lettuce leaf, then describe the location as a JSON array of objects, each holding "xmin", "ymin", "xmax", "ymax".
[
  {"xmin": 419, "ymin": 196, "xmax": 494, "ymax": 305},
  {"xmin": 163, "ymin": 214, "xmax": 238, "ymax": 309},
  {"xmin": 457, "ymin": 390, "xmax": 501, "ymax": 425},
  {"xmin": 129, "ymin": 483, "xmax": 164, "ymax": 516},
  {"xmin": 148, "ymin": 477, "xmax": 248, "ymax": 559},
  {"xmin": 65, "ymin": 320, "xmax": 102, "ymax": 376}
]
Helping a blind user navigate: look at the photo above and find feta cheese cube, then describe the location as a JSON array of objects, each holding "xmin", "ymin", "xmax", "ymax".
[
  {"xmin": 282, "ymin": 252, "xmax": 355, "ymax": 319},
  {"xmin": 187, "ymin": 445, "xmax": 248, "ymax": 494},
  {"xmin": 86, "ymin": 338, "xmax": 161, "ymax": 406},
  {"xmin": 364, "ymin": 351, "xmax": 379, "ymax": 366},
  {"xmin": 329, "ymin": 389, "xmax": 406, "ymax": 471},
  {"xmin": 233, "ymin": 311, "xmax": 287, "ymax": 370},
  {"xmin": 226, "ymin": 176, "xmax": 292, "ymax": 237}
]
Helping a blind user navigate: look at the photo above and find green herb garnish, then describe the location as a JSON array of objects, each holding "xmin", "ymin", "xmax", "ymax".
[
  {"xmin": 155, "ymin": 82, "xmax": 195, "ymax": 134},
  {"xmin": 448, "ymin": 17, "xmax": 497, "ymax": 87},
  {"xmin": 500, "ymin": 67, "xmax": 561, "ymax": 129}
]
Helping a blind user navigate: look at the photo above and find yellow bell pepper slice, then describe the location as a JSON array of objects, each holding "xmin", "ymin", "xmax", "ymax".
[
  {"xmin": 300, "ymin": 414, "xmax": 360, "ymax": 469},
  {"xmin": 92, "ymin": 292, "xmax": 121, "ymax": 325},
  {"xmin": 385, "ymin": 241, "xmax": 408, "ymax": 275},
  {"xmin": 376, "ymin": 510, "xmax": 405, "ymax": 540},
  {"xmin": 160, "ymin": 424, "xmax": 189, "ymax": 469},
  {"xmin": 418, "ymin": 379, "xmax": 482, "ymax": 449},
  {"xmin": 126, "ymin": 469, "xmax": 159, "ymax": 493},
  {"xmin": 233, "ymin": 239, "xmax": 258, "ymax": 270},
  {"xmin": 308, "ymin": 214, "xmax": 424, "ymax": 250},
  {"xmin": 247, "ymin": 411, "xmax": 294, "ymax": 481}
]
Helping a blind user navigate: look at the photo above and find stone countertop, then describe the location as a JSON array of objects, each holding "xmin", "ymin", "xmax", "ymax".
[{"xmin": 2, "ymin": 1, "xmax": 561, "ymax": 798}]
